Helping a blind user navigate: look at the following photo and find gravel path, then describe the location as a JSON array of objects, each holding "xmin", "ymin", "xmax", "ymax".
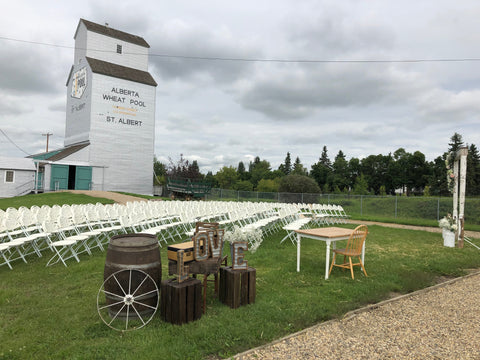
[
  {"xmin": 349, "ymin": 219, "xmax": 480, "ymax": 239},
  {"xmin": 234, "ymin": 272, "xmax": 480, "ymax": 359}
]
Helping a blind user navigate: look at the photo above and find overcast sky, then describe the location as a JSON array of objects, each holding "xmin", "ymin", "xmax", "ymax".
[{"xmin": 1, "ymin": 0, "xmax": 479, "ymax": 173}]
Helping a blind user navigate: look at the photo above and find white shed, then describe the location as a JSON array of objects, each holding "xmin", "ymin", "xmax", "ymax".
[{"xmin": 0, "ymin": 156, "xmax": 37, "ymax": 198}]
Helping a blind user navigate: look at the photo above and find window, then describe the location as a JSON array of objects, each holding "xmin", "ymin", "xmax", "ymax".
[
  {"xmin": 116, "ymin": 44, "xmax": 122, "ymax": 54},
  {"xmin": 5, "ymin": 170, "xmax": 14, "ymax": 183}
]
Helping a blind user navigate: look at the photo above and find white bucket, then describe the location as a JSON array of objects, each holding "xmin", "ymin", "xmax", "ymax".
[{"xmin": 442, "ymin": 229, "xmax": 455, "ymax": 247}]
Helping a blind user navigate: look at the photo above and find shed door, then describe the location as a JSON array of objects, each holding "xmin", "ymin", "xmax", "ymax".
[
  {"xmin": 50, "ymin": 165, "xmax": 69, "ymax": 190},
  {"xmin": 75, "ymin": 166, "xmax": 92, "ymax": 190}
]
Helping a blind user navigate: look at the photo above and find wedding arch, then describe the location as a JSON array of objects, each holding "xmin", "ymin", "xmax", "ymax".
[{"xmin": 450, "ymin": 147, "xmax": 468, "ymax": 247}]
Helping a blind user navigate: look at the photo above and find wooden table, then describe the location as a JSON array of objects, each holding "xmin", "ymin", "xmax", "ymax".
[{"xmin": 295, "ymin": 227, "xmax": 363, "ymax": 279}]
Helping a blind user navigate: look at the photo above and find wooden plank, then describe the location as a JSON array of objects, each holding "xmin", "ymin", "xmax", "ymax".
[
  {"xmin": 194, "ymin": 280, "xmax": 202, "ymax": 320},
  {"xmin": 219, "ymin": 266, "xmax": 256, "ymax": 309},
  {"xmin": 248, "ymin": 268, "xmax": 256, "ymax": 304},
  {"xmin": 160, "ymin": 278, "xmax": 202, "ymax": 325}
]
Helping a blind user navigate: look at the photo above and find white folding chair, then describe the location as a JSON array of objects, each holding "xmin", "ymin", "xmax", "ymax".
[
  {"xmin": 280, "ymin": 215, "xmax": 312, "ymax": 244},
  {"xmin": 45, "ymin": 217, "xmax": 91, "ymax": 266}
]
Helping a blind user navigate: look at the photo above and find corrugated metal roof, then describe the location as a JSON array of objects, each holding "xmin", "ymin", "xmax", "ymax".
[
  {"xmin": 79, "ymin": 19, "xmax": 150, "ymax": 48},
  {"xmin": 0, "ymin": 156, "xmax": 36, "ymax": 171},
  {"xmin": 45, "ymin": 143, "xmax": 90, "ymax": 162},
  {"xmin": 28, "ymin": 142, "xmax": 90, "ymax": 162},
  {"xmin": 86, "ymin": 57, "xmax": 157, "ymax": 87}
]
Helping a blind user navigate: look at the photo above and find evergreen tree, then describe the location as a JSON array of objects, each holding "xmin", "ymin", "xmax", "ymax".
[
  {"xmin": 448, "ymin": 132, "xmax": 464, "ymax": 153},
  {"xmin": 310, "ymin": 146, "xmax": 332, "ymax": 188},
  {"xmin": 320, "ymin": 146, "xmax": 332, "ymax": 167},
  {"xmin": 332, "ymin": 150, "xmax": 349, "ymax": 191},
  {"xmin": 279, "ymin": 152, "xmax": 292, "ymax": 175},
  {"xmin": 167, "ymin": 154, "xmax": 202, "ymax": 179},
  {"xmin": 292, "ymin": 156, "xmax": 308, "ymax": 176},
  {"xmin": 467, "ymin": 143, "xmax": 480, "ymax": 195},
  {"xmin": 237, "ymin": 161, "xmax": 249, "ymax": 181}
]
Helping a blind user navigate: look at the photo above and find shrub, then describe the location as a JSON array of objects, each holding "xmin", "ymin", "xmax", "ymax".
[{"xmin": 279, "ymin": 175, "xmax": 321, "ymax": 193}]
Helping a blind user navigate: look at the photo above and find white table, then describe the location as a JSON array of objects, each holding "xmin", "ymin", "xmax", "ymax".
[{"xmin": 295, "ymin": 227, "xmax": 365, "ymax": 279}]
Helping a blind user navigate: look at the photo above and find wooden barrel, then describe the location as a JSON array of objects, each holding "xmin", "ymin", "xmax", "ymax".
[{"xmin": 103, "ymin": 234, "xmax": 161, "ymax": 319}]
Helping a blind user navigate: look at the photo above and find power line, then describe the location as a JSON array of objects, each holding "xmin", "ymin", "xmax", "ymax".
[
  {"xmin": 0, "ymin": 129, "xmax": 31, "ymax": 156},
  {"xmin": 2, "ymin": 34, "xmax": 480, "ymax": 64}
]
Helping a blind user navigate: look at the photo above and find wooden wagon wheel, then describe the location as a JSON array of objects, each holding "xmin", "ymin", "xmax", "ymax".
[{"xmin": 97, "ymin": 269, "xmax": 159, "ymax": 331}]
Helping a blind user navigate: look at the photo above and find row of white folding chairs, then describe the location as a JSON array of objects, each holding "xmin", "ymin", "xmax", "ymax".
[
  {"xmin": 0, "ymin": 202, "xmax": 152, "ymax": 269},
  {"xmin": 309, "ymin": 204, "xmax": 349, "ymax": 224}
]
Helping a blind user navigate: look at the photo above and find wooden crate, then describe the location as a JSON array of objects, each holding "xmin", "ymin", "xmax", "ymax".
[
  {"xmin": 167, "ymin": 241, "xmax": 195, "ymax": 263},
  {"xmin": 219, "ymin": 266, "xmax": 256, "ymax": 309},
  {"xmin": 160, "ymin": 277, "xmax": 202, "ymax": 325}
]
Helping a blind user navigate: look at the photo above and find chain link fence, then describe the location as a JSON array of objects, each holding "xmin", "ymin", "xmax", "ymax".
[{"xmin": 205, "ymin": 188, "xmax": 480, "ymax": 225}]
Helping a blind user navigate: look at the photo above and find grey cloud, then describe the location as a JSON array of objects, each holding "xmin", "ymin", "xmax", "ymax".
[
  {"xmin": 284, "ymin": 7, "xmax": 395, "ymax": 57},
  {"xmin": 237, "ymin": 63, "xmax": 416, "ymax": 120},
  {"xmin": 147, "ymin": 20, "xmax": 260, "ymax": 83},
  {"xmin": 0, "ymin": 44, "xmax": 61, "ymax": 94}
]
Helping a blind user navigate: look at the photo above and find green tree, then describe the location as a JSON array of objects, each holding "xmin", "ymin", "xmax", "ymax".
[
  {"xmin": 379, "ymin": 185, "xmax": 387, "ymax": 196},
  {"xmin": 257, "ymin": 179, "xmax": 280, "ymax": 192},
  {"xmin": 153, "ymin": 156, "xmax": 167, "ymax": 185},
  {"xmin": 279, "ymin": 175, "xmax": 321, "ymax": 193},
  {"xmin": 235, "ymin": 180, "xmax": 254, "ymax": 191},
  {"xmin": 347, "ymin": 157, "xmax": 361, "ymax": 190},
  {"xmin": 237, "ymin": 161, "xmax": 249, "ymax": 181},
  {"xmin": 278, "ymin": 152, "xmax": 292, "ymax": 175},
  {"xmin": 467, "ymin": 143, "xmax": 480, "ymax": 195},
  {"xmin": 332, "ymin": 150, "xmax": 349, "ymax": 191},
  {"xmin": 291, "ymin": 156, "xmax": 308, "ymax": 176},
  {"xmin": 448, "ymin": 132, "xmax": 464, "ymax": 153},
  {"xmin": 428, "ymin": 155, "xmax": 449, "ymax": 196},
  {"xmin": 167, "ymin": 154, "xmax": 202, "ymax": 179},
  {"xmin": 423, "ymin": 185, "xmax": 431, "ymax": 197},
  {"xmin": 310, "ymin": 146, "xmax": 332, "ymax": 188},
  {"xmin": 352, "ymin": 173, "xmax": 369, "ymax": 195},
  {"xmin": 360, "ymin": 153, "xmax": 394, "ymax": 194},
  {"xmin": 205, "ymin": 171, "xmax": 218, "ymax": 188},
  {"xmin": 249, "ymin": 157, "xmax": 272, "ymax": 188},
  {"xmin": 215, "ymin": 166, "xmax": 239, "ymax": 189}
]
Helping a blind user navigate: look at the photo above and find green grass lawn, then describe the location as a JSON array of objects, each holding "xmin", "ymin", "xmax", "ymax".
[
  {"xmin": 0, "ymin": 192, "xmax": 115, "ymax": 210},
  {"xmin": 1, "ymin": 226, "xmax": 480, "ymax": 359}
]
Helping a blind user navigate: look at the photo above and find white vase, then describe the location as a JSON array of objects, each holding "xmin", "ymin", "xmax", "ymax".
[{"xmin": 442, "ymin": 228, "xmax": 455, "ymax": 247}]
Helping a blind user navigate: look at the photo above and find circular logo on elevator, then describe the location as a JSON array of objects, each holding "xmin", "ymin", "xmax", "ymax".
[{"xmin": 71, "ymin": 67, "xmax": 87, "ymax": 99}]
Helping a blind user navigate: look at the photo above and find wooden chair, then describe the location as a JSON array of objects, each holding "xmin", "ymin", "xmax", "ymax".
[{"xmin": 328, "ymin": 225, "xmax": 368, "ymax": 279}]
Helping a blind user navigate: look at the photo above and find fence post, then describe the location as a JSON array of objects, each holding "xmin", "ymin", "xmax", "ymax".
[
  {"xmin": 437, "ymin": 198, "xmax": 440, "ymax": 220},
  {"xmin": 360, "ymin": 195, "xmax": 363, "ymax": 216},
  {"xmin": 395, "ymin": 195, "xmax": 398, "ymax": 219}
]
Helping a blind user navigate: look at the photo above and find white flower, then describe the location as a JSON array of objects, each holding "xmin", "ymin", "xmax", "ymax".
[
  {"xmin": 438, "ymin": 214, "xmax": 457, "ymax": 232},
  {"xmin": 224, "ymin": 226, "xmax": 264, "ymax": 253}
]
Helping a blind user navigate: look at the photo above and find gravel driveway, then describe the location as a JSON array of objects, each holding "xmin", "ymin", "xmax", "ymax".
[{"xmin": 234, "ymin": 272, "xmax": 480, "ymax": 359}]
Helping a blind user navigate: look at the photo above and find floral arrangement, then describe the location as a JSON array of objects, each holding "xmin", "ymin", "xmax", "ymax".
[
  {"xmin": 438, "ymin": 213, "xmax": 457, "ymax": 233},
  {"xmin": 445, "ymin": 152, "xmax": 455, "ymax": 194},
  {"xmin": 224, "ymin": 226, "xmax": 264, "ymax": 253}
]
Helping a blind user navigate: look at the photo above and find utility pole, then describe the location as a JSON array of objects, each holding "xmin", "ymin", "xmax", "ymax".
[{"xmin": 42, "ymin": 132, "xmax": 53, "ymax": 152}]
